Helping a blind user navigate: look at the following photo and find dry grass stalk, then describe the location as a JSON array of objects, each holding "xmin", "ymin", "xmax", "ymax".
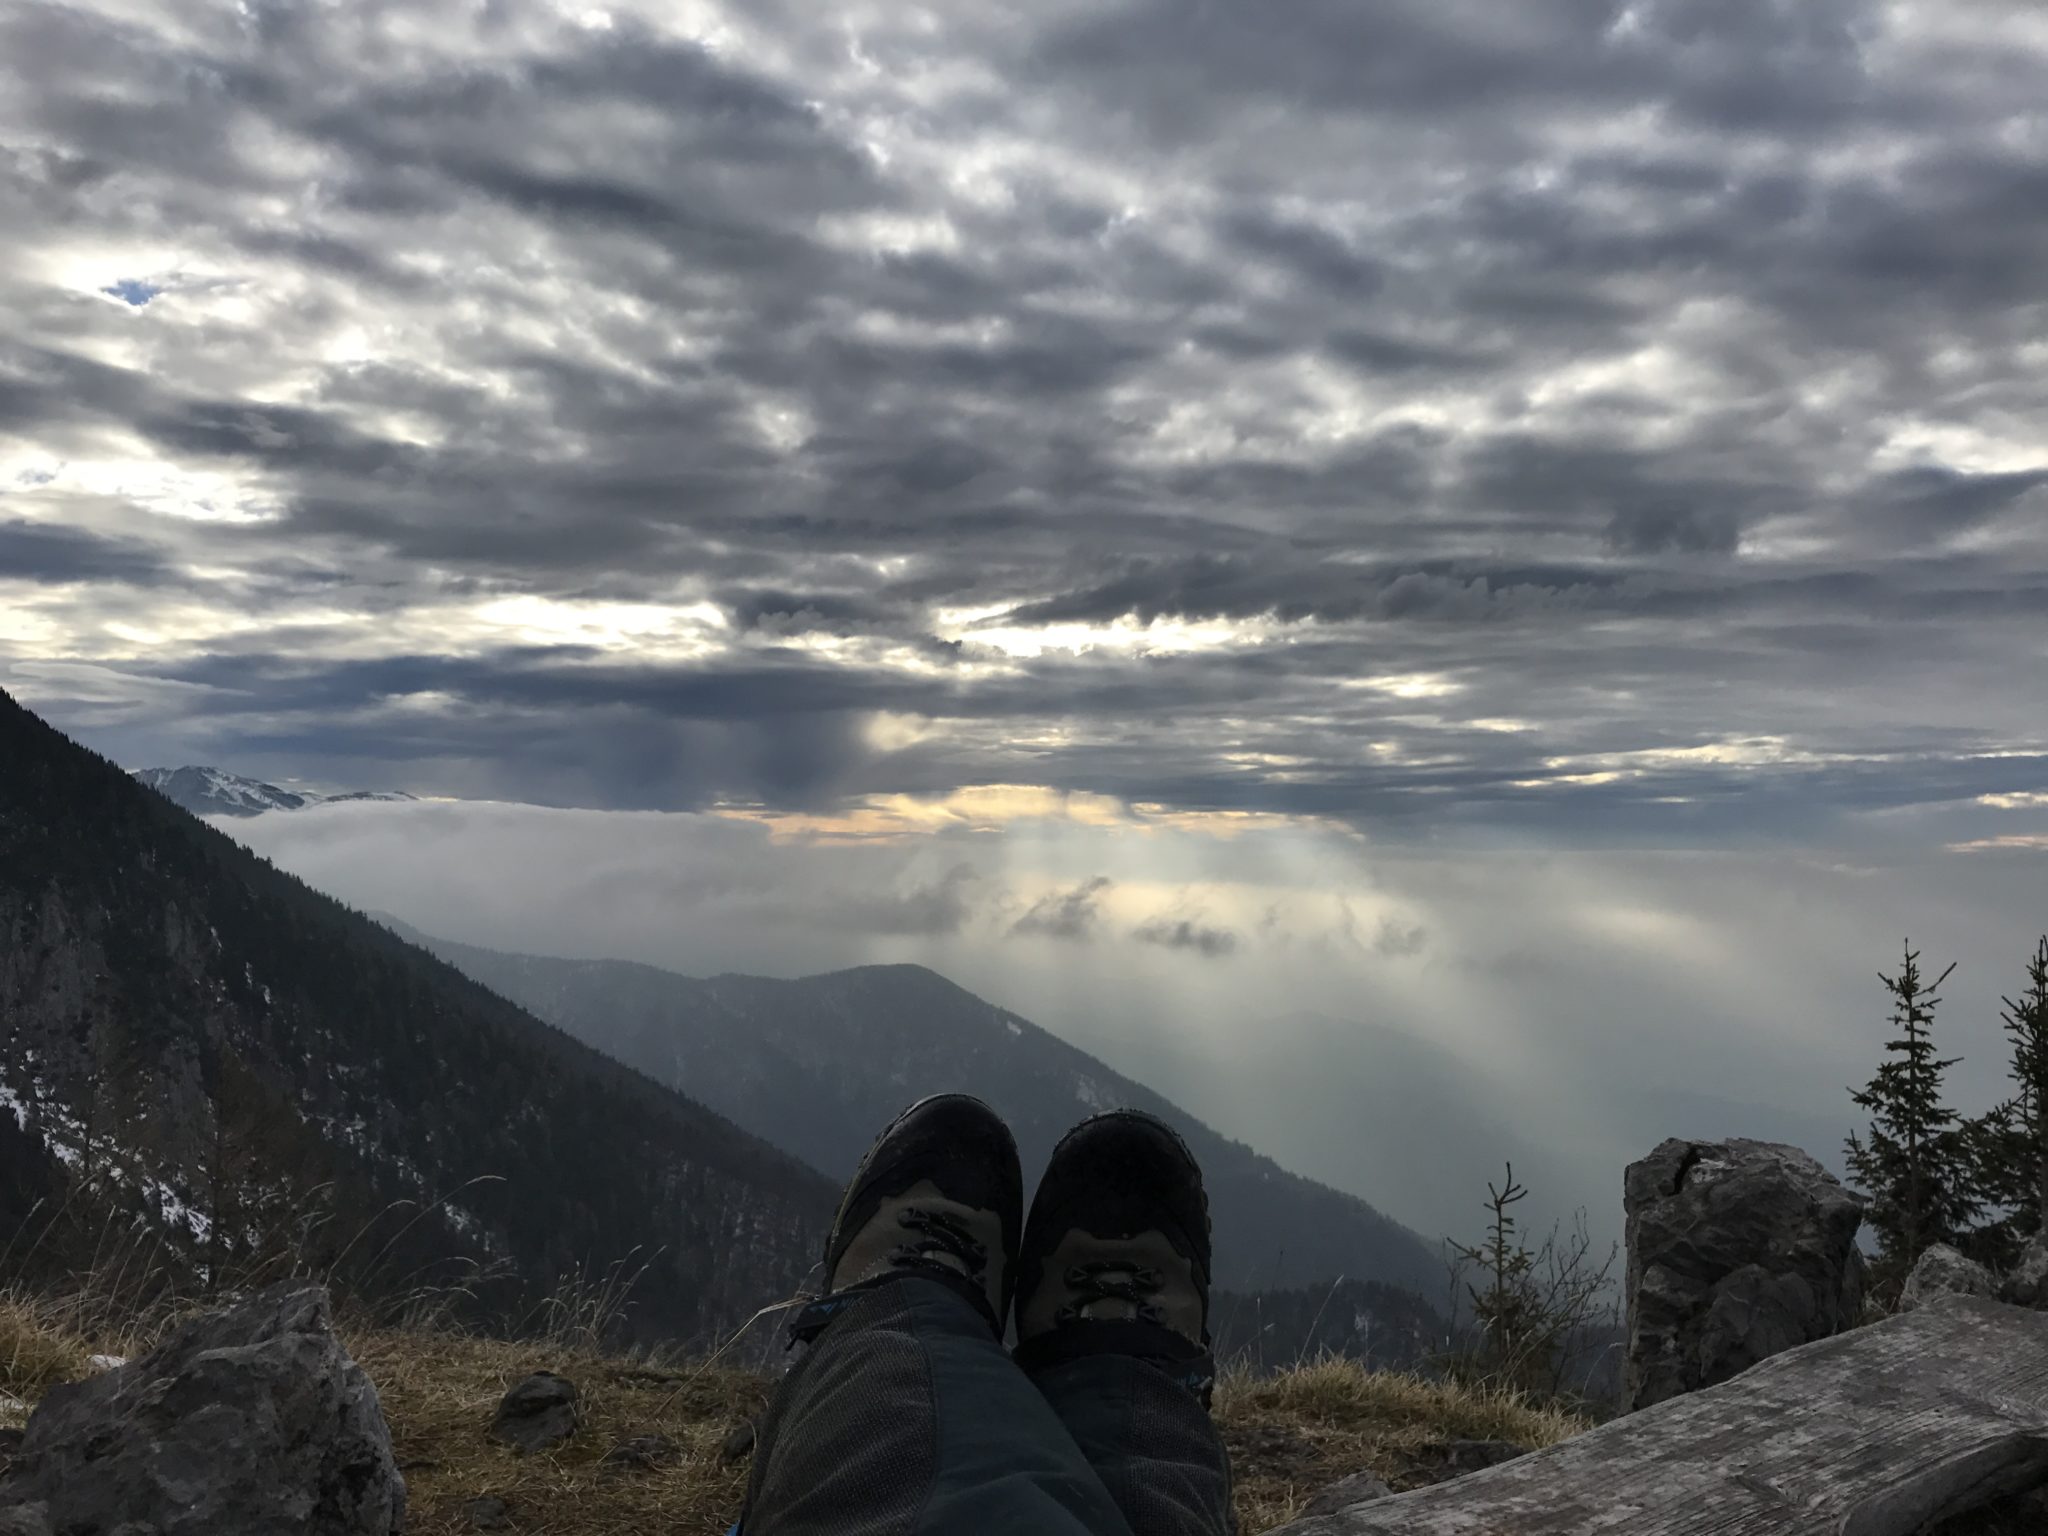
[
  {"xmin": 1217, "ymin": 1354, "xmax": 1590, "ymax": 1532},
  {"xmin": 0, "ymin": 1295, "xmax": 91, "ymax": 1424},
  {"xmin": 2, "ymin": 1277, "xmax": 1593, "ymax": 1535}
]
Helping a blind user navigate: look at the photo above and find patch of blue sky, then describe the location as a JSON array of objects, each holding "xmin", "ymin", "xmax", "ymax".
[{"xmin": 101, "ymin": 278, "xmax": 163, "ymax": 306}]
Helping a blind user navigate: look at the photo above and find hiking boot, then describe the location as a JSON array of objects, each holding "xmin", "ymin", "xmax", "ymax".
[
  {"xmin": 795, "ymin": 1094, "xmax": 1022, "ymax": 1341},
  {"xmin": 1013, "ymin": 1109, "xmax": 1215, "ymax": 1402}
]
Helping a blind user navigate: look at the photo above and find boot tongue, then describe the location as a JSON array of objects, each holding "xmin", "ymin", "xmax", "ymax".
[
  {"xmin": 895, "ymin": 1205, "xmax": 989, "ymax": 1280},
  {"xmin": 833, "ymin": 1183, "xmax": 995, "ymax": 1293}
]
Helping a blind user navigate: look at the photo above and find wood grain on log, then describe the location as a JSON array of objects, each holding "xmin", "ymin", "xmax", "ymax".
[{"xmin": 1272, "ymin": 1296, "xmax": 2048, "ymax": 1536}]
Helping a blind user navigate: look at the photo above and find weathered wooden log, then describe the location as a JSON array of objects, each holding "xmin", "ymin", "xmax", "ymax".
[{"xmin": 1273, "ymin": 1296, "xmax": 2048, "ymax": 1535}]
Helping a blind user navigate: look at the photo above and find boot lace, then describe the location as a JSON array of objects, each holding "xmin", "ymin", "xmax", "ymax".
[
  {"xmin": 1056, "ymin": 1260, "xmax": 1166, "ymax": 1325},
  {"xmin": 890, "ymin": 1206, "xmax": 989, "ymax": 1283}
]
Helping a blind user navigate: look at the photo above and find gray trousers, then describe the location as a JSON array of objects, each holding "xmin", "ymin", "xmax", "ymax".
[{"xmin": 743, "ymin": 1276, "xmax": 1234, "ymax": 1536}]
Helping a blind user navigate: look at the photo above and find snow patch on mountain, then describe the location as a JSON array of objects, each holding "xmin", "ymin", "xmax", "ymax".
[
  {"xmin": 0, "ymin": 1080, "xmax": 28, "ymax": 1134},
  {"xmin": 134, "ymin": 766, "xmax": 415, "ymax": 818}
]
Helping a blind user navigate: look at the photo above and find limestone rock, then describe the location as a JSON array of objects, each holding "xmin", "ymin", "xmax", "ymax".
[
  {"xmin": 1301, "ymin": 1472, "xmax": 1395, "ymax": 1516},
  {"xmin": 0, "ymin": 1284, "xmax": 403, "ymax": 1535},
  {"xmin": 2002, "ymin": 1235, "xmax": 2048, "ymax": 1308},
  {"xmin": 601, "ymin": 1432, "xmax": 679, "ymax": 1470},
  {"xmin": 1900, "ymin": 1245, "xmax": 1998, "ymax": 1311},
  {"xmin": 491, "ymin": 1372, "xmax": 580, "ymax": 1455},
  {"xmin": 1624, "ymin": 1138, "xmax": 1865, "ymax": 1412},
  {"xmin": 461, "ymin": 1495, "xmax": 513, "ymax": 1529}
]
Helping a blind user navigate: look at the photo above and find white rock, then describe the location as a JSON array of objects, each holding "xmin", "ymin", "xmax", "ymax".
[{"xmin": 1900, "ymin": 1244, "xmax": 1998, "ymax": 1312}]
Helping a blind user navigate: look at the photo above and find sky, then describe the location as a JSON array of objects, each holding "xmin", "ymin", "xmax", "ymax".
[{"xmin": 4, "ymin": 0, "xmax": 2047, "ymax": 1243}]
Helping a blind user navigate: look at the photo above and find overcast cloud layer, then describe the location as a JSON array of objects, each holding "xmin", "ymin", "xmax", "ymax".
[
  {"xmin": 6, "ymin": 0, "xmax": 2048, "ymax": 1235},
  {"xmin": 3, "ymin": 0, "xmax": 2046, "ymax": 844}
]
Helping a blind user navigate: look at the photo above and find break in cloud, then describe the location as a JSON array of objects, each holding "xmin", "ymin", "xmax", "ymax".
[{"xmin": 0, "ymin": 0, "xmax": 2045, "ymax": 850}]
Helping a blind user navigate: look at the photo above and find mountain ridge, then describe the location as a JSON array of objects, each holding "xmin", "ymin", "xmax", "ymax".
[{"xmin": 396, "ymin": 924, "xmax": 1446, "ymax": 1299}]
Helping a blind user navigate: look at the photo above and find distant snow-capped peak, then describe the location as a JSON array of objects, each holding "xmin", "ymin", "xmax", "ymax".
[{"xmin": 133, "ymin": 765, "xmax": 415, "ymax": 818}]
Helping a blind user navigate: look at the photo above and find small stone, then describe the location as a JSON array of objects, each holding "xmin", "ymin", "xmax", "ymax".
[
  {"xmin": 1406, "ymin": 1438, "xmax": 1529, "ymax": 1485},
  {"xmin": 490, "ymin": 1372, "xmax": 580, "ymax": 1455},
  {"xmin": 601, "ymin": 1433, "xmax": 679, "ymax": 1471},
  {"xmin": 460, "ymin": 1495, "xmax": 512, "ymax": 1530},
  {"xmin": 718, "ymin": 1419, "xmax": 756, "ymax": 1465},
  {"xmin": 1901, "ymin": 1245, "xmax": 1999, "ymax": 1312},
  {"xmin": 1300, "ymin": 1471, "xmax": 1395, "ymax": 1516}
]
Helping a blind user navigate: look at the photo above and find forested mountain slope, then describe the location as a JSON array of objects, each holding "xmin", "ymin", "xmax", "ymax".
[
  {"xmin": 0, "ymin": 691, "xmax": 833, "ymax": 1348},
  {"xmin": 409, "ymin": 931, "xmax": 1444, "ymax": 1298}
]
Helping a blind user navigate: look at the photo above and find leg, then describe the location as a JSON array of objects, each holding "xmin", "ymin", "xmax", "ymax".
[
  {"xmin": 1030, "ymin": 1353, "xmax": 1233, "ymax": 1536},
  {"xmin": 745, "ymin": 1275, "xmax": 1136, "ymax": 1536},
  {"xmin": 741, "ymin": 1096, "xmax": 1136, "ymax": 1536},
  {"xmin": 1014, "ymin": 1111, "xmax": 1236, "ymax": 1536}
]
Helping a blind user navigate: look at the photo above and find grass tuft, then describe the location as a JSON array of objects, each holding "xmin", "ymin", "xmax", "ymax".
[
  {"xmin": 345, "ymin": 1326, "xmax": 770, "ymax": 1536},
  {"xmin": 1216, "ymin": 1353, "xmax": 1590, "ymax": 1530},
  {"xmin": 350, "ymin": 1334, "xmax": 1588, "ymax": 1535},
  {"xmin": 2, "ymin": 1289, "xmax": 1593, "ymax": 1534},
  {"xmin": 0, "ymin": 1295, "xmax": 91, "ymax": 1419}
]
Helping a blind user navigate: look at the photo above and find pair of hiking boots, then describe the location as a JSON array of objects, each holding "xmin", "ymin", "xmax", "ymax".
[{"xmin": 801, "ymin": 1095, "xmax": 1214, "ymax": 1400}]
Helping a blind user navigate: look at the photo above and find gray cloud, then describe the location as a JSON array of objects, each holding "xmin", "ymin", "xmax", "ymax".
[
  {"xmin": 1133, "ymin": 917, "xmax": 1240, "ymax": 959},
  {"xmin": 0, "ymin": 0, "xmax": 2044, "ymax": 846},
  {"xmin": 0, "ymin": 520, "xmax": 174, "ymax": 585},
  {"xmin": 842, "ymin": 865, "xmax": 982, "ymax": 937},
  {"xmin": 1373, "ymin": 918, "xmax": 1430, "ymax": 959},
  {"xmin": 1012, "ymin": 877, "xmax": 1113, "ymax": 943}
]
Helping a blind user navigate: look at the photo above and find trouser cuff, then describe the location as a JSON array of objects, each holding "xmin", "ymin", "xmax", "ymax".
[
  {"xmin": 786, "ymin": 1267, "xmax": 1002, "ymax": 1348},
  {"xmin": 1013, "ymin": 1321, "xmax": 1217, "ymax": 1407}
]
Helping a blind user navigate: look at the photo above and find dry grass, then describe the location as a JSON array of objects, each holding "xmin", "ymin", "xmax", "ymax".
[
  {"xmin": 345, "ymin": 1327, "xmax": 769, "ymax": 1535},
  {"xmin": 1217, "ymin": 1356, "xmax": 1591, "ymax": 1532},
  {"xmin": 0, "ymin": 1295, "xmax": 92, "ymax": 1422},
  {"xmin": 345, "ymin": 1332, "xmax": 1588, "ymax": 1535},
  {"xmin": 2, "ymin": 1295, "xmax": 1593, "ymax": 1533}
]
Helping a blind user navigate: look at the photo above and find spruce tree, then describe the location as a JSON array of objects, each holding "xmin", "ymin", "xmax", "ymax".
[
  {"xmin": 1970, "ymin": 937, "xmax": 2048, "ymax": 1263},
  {"xmin": 1845, "ymin": 942, "xmax": 1979, "ymax": 1287},
  {"xmin": 2003, "ymin": 938, "xmax": 2048, "ymax": 1229},
  {"xmin": 1448, "ymin": 1165, "xmax": 1545, "ymax": 1387}
]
